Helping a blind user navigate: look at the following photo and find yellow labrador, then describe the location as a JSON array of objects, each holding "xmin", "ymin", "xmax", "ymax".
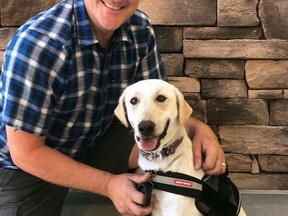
[{"xmin": 115, "ymin": 79, "xmax": 246, "ymax": 216}]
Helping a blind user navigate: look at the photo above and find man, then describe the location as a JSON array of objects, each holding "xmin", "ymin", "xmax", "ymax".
[{"xmin": 0, "ymin": 0, "xmax": 225, "ymax": 215}]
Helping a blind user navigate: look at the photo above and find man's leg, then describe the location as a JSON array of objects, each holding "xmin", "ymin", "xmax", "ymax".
[
  {"xmin": 84, "ymin": 121, "xmax": 137, "ymax": 174},
  {"xmin": 0, "ymin": 168, "xmax": 68, "ymax": 216}
]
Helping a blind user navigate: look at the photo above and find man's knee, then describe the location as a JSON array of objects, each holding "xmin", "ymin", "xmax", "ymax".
[{"xmin": 0, "ymin": 169, "xmax": 68, "ymax": 216}]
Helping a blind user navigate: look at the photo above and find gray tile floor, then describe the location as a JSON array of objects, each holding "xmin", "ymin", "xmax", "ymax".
[{"xmin": 62, "ymin": 190, "xmax": 288, "ymax": 216}]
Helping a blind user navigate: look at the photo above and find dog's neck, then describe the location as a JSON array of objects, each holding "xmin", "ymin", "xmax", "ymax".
[{"xmin": 139, "ymin": 137, "xmax": 184, "ymax": 162}]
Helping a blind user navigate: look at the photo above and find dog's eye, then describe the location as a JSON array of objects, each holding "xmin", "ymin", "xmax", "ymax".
[
  {"xmin": 156, "ymin": 95, "xmax": 166, "ymax": 102},
  {"xmin": 130, "ymin": 97, "xmax": 138, "ymax": 105}
]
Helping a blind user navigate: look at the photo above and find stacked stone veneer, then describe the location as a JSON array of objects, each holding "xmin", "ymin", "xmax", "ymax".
[{"xmin": 1, "ymin": 0, "xmax": 287, "ymax": 190}]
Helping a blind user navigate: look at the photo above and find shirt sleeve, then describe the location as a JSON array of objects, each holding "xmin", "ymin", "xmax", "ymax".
[{"xmin": 1, "ymin": 29, "xmax": 67, "ymax": 136}]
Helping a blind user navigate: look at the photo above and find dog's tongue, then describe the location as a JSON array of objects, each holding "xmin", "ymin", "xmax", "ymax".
[{"xmin": 140, "ymin": 137, "xmax": 158, "ymax": 151}]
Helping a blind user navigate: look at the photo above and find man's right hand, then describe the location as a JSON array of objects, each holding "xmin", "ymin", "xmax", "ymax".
[{"xmin": 106, "ymin": 172, "xmax": 153, "ymax": 216}]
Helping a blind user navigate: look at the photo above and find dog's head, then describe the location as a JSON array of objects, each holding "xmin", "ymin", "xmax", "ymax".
[{"xmin": 114, "ymin": 79, "xmax": 192, "ymax": 153}]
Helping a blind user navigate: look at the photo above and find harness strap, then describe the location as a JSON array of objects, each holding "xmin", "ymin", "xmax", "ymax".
[
  {"xmin": 148, "ymin": 170, "xmax": 241, "ymax": 216},
  {"xmin": 150, "ymin": 171, "xmax": 203, "ymax": 199},
  {"xmin": 200, "ymin": 175, "xmax": 240, "ymax": 216}
]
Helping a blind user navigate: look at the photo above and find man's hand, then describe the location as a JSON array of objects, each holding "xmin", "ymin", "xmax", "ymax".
[
  {"xmin": 185, "ymin": 117, "xmax": 226, "ymax": 175},
  {"xmin": 106, "ymin": 172, "xmax": 153, "ymax": 216}
]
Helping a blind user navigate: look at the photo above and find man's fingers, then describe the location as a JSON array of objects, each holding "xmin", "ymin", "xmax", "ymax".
[
  {"xmin": 107, "ymin": 173, "xmax": 153, "ymax": 215},
  {"xmin": 130, "ymin": 189, "xmax": 145, "ymax": 205},
  {"xmin": 202, "ymin": 148, "xmax": 218, "ymax": 171},
  {"xmin": 129, "ymin": 180, "xmax": 153, "ymax": 215},
  {"xmin": 202, "ymin": 147, "xmax": 226, "ymax": 175},
  {"xmin": 128, "ymin": 201, "xmax": 153, "ymax": 216},
  {"xmin": 192, "ymin": 141, "xmax": 203, "ymax": 170},
  {"xmin": 204, "ymin": 159, "xmax": 222, "ymax": 175},
  {"xmin": 130, "ymin": 172, "xmax": 150, "ymax": 184}
]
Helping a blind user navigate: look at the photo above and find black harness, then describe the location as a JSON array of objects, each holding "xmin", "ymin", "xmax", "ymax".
[{"xmin": 137, "ymin": 169, "xmax": 242, "ymax": 216}]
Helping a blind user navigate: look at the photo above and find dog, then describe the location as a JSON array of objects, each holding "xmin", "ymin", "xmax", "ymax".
[{"xmin": 115, "ymin": 79, "xmax": 246, "ymax": 216}]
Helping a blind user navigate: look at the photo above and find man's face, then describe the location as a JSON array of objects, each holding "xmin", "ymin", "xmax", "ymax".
[{"xmin": 84, "ymin": 0, "xmax": 141, "ymax": 32}]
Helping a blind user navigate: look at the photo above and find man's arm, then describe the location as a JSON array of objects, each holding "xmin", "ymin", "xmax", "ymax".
[
  {"xmin": 185, "ymin": 117, "xmax": 226, "ymax": 175},
  {"xmin": 6, "ymin": 125, "xmax": 152, "ymax": 215},
  {"xmin": 7, "ymin": 125, "xmax": 113, "ymax": 195}
]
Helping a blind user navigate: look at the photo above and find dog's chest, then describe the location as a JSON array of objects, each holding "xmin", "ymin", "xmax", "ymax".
[
  {"xmin": 139, "ymin": 137, "xmax": 204, "ymax": 216},
  {"xmin": 152, "ymin": 190, "xmax": 202, "ymax": 216}
]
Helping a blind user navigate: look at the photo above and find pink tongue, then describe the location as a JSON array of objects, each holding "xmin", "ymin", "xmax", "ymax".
[{"xmin": 140, "ymin": 137, "xmax": 158, "ymax": 151}]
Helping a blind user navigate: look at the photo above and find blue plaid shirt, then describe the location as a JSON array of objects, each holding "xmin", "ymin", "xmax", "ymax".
[{"xmin": 0, "ymin": 0, "xmax": 166, "ymax": 169}]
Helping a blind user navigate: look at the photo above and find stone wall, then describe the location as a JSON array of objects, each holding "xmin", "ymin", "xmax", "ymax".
[{"xmin": 1, "ymin": 0, "xmax": 288, "ymax": 190}]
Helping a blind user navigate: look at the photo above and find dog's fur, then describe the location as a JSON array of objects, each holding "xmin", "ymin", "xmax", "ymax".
[{"xmin": 115, "ymin": 79, "xmax": 246, "ymax": 216}]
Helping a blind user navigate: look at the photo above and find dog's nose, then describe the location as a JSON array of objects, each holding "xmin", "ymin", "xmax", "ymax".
[{"xmin": 138, "ymin": 121, "xmax": 155, "ymax": 136}]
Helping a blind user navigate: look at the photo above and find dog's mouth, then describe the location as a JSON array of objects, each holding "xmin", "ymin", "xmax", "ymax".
[{"xmin": 136, "ymin": 120, "xmax": 170, "ymax": 152}]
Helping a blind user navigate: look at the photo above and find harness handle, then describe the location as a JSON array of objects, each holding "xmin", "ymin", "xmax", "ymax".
[{"xmin": 136, "ymin": 181, "xmax": 153, "ymax": 207}]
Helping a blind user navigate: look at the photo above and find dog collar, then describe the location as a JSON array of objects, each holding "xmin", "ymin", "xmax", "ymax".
[
  {"xmin": 160, "ymin": 137, "xmax": 183, "ymax": 157},
  {"xmin": 140, "ymin": 137, "xmax": 184, "ymax": 161}
]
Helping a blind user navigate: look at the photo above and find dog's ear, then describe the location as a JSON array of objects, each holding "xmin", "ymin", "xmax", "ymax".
[
  {"xmin": 114, "ymin": 92, "xmax": 130, "ymax": 127},
  {"xmin": 174, "ymin": 87, "xmax": 193, "ymax": 126}
]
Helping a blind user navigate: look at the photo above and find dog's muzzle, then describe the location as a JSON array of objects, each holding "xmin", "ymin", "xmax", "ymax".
[
  {"xmin": 136, "ymin": 120, "xmax": 170, "ymax": 152},
  {"xmin": 138, "ymin": 120, "xmax": 155, "ymax": 137}
]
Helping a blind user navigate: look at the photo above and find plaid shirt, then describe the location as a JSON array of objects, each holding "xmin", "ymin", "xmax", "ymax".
[{"xmin": 0, "ymin": 0, "xmax": 166, "ymax": 169}]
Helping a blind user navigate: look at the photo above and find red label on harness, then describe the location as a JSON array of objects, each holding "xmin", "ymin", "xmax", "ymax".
[{"xmin": 174, "ymin": 179, "xmax": 192, "ymax": 187}]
